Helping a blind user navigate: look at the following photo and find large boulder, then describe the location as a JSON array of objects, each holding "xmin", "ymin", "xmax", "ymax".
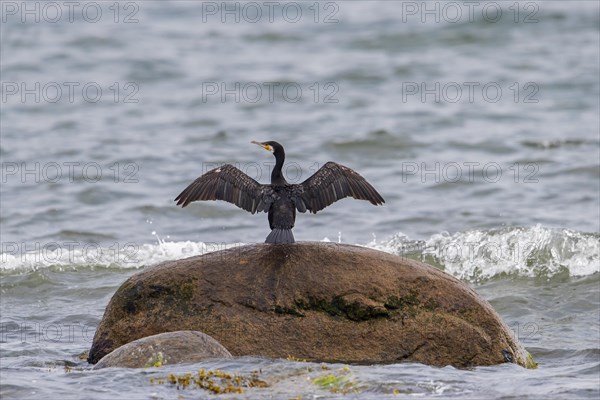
[
  {"xmin": 88, "ymin": 242, "xmax": 535, "ymax": 368},
  {"xmin": 93, "ymin": 330, "xmax": 232, "ymax": 369}
]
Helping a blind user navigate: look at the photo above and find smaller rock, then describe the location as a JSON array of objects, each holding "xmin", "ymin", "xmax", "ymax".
[{"xmin": 93, "ymin": 331, "xmax": 231, "ymax": 369}]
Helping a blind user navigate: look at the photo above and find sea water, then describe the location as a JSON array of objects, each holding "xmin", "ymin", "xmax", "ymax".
[{"xmin": 1, "ymin": 1, "xmax": 599, "ymax": 398}]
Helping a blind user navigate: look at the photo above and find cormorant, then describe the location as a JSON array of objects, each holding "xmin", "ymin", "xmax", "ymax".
[{"xmin": 175, "ymin": 141, "xmax": 385, "ymax": 243}]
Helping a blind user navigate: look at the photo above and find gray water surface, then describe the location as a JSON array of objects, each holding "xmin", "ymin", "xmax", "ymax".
[{"xmin": 1, "ymin": 1, "xmax": 599, "ymax": 399}]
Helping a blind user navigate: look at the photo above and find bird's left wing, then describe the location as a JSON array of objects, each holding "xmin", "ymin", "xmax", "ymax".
[
  {"xmin": 294, "ymin": 161, "xmax": 385, "ymax": 214},
  {"xmin": 174, "ymin": 164, "xmax": 273, "ymax": 214}
]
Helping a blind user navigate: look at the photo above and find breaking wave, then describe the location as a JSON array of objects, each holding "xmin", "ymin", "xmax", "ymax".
[
  {"xmin": 366, "ymin": 225, "xmax": 599, "ymax": 282},
  {"xmin": 1, "ymin": 225, "xmax": 598, "ymax": 282}
]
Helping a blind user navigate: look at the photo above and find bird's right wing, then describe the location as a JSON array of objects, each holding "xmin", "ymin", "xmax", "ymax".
[
  {"xmin": 295, "ymin": 161, "xmax": 385, "ymax": 214},
  {"xmin": 174, "ymin": 164, "xmax": 275, "ymax": 214}
]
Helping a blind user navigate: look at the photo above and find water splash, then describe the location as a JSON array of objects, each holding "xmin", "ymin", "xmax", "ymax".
[
  {"xmin": 366, "ymin": 225, "xmax": 599, "ymax": 282},
  {"xmin": 1, "ymin": 225, "xmax": 598, "ymax": 281},
  {"xmin": 0, "ymin": 240, "xmax": 241, "ymax": 273}
]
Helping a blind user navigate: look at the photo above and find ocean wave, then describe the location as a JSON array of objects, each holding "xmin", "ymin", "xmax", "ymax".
[
  {"xmin": 1, "ymin": 225, "xmax": 598, "ymax": 282},
  {"xmin": 366, "ymin": 225, "xmax": 599, "ymax": 282},
  {"xmin": 0, "ymin": 239, "xmax": 239, "ymax": 274}
]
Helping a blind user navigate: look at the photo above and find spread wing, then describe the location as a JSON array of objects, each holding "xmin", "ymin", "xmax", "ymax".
[
  {"xmin": 295, "ymin": 161, "xmax": 385, "ymax": 214},
  {"xmin": 174, "ymin": 164, "xmax": 275, "ymax": 214}
]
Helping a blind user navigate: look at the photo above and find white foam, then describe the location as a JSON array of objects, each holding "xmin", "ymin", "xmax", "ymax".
[
  {"xmin": 1, "ymin": 225, "xmax": 598, "ymax": 281},
  {"xmin": 0, "ymin": 240, "xmax": 241, "ymax": 273},
  {"xmin": 365, "ymin": 225, "xmax": 599, "ymax": 282}
]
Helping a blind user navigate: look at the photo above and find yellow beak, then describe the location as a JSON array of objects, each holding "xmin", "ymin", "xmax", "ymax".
[{"xmin": 251, "ymin": 140, "xmax": 272, "ymax": 152}]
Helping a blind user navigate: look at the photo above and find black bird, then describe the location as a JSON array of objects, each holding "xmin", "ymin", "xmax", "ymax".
[{"xmin": 175, "ymin": 141, "xmax": 385, "ymax": 244}]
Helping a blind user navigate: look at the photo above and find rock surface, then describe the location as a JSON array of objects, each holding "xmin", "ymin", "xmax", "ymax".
[
  {"xmin": 88, "ymin": 242, "xmax": 535, "ymax": 368},
  {"xmin": 93, "ymin": 330, "xmax": 231, "ymax": 369}
]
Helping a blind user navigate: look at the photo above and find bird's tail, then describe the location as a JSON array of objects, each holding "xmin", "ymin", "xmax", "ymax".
[{"xmin": 265, "ymin": 228, "xmax": 295, "ymax": 244}]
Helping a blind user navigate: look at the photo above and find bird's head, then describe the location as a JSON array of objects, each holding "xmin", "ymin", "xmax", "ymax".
[{"xmin": 251, "ymin": 140, "xmax": 283, "ymax": 156}]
